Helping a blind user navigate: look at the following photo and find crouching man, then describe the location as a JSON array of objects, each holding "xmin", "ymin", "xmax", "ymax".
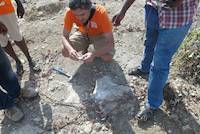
[{"xmin": 62, "ymin": 0, "xmax": 115, "ymax": 63}]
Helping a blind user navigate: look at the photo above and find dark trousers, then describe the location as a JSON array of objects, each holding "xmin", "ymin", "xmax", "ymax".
[{"xmin": 0, "ymin": 46, "xmax": 20, "ymax": 110}]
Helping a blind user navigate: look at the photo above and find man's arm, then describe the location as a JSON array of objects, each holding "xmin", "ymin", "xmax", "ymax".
[
  {"xmin": 120, "ymin": 0, "xmax": 136, "ymax": 15},
  {"xmin": 14, "ymin": 0, "xmax": 23, "ymax": 5},
  {"xmin": 62, "ymin": 29, "xmax": 79, "ymax": 60},
  {"xmin": 112, "ymin": 0, "xmax": 135, "ymax": 26},
  {"xmin": 165, "ymin": 0, "xmax": 183, "ymax": 8},
  {"xmin": 171, "ymin": 0, "xmax": 183, "ymax": 8},
  {"xmin": 14, "ymin": 0, "xmax": 25, "ymax": 18},
  {"xmin": 0, "ymin": 21, "xmax": 7, "ymax": 35},
  {"xmin": 92, "ymin": 32, "xmax": 114, "ymax": 57},
  {"xmin": 62, "ymin": 29, "xmax": 73, "ymax": 52}
]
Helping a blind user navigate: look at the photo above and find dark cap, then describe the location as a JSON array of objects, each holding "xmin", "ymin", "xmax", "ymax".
[{"xmin": 69, "ymin": 0, "xmax": 92, "ymax": 10}]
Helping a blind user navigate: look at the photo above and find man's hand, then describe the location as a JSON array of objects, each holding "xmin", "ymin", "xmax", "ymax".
[
  {"xmin": 112, "ymin": 12, "xmax": 125, "ymax": 26},
  {"xmin": 16, "ymin": 1, "xmax": 25, "ymax": 18},
  {"xmin": 112, "ymin": 0, "xmax": 135, "ymax": 26},
  {"xmin": 69, "ymin": 49, "xmax": 79, "ymax": 61},
  {"xmin": 82, "ymin": 52, "xmax": 95, "ymax": 63},
  {"xmin": 0, "ymin": 22, "xmax": 7, "ymax": 35},
  {"xmin": 164, "ymin": 0, "xmax": 183, "ymax": 9}
]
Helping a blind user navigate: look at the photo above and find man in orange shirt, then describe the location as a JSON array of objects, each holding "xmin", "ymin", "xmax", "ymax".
[
  {"xmin": 62, "ymin": 0, "xmax": 115, "ymax": 63},
  {"xmin": 0, "ymin": 0, "xmax": 40, "ymax": 76}
]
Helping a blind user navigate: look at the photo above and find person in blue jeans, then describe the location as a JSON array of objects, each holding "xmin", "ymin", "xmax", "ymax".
[
  {"xmin": 112, "ymin": 0, "xmax": 199, "ymax": 121},
  {"xmin": 0, "ymin": 46, "xmax": 24, "ymax": 122}
]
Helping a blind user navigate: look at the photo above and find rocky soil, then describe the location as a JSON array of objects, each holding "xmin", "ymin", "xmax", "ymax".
[{"xmin": 0, "ymin": 0, "xmax": 199, "ymax": 134}]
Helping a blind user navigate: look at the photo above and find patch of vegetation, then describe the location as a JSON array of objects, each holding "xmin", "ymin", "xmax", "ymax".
[{"xmin": 173, "ymin": 28, "xmax": 200, "ymax": 86}]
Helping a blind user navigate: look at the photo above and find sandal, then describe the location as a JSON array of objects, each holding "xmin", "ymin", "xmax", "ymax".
[{"xmin": 135, "ymin": 106, "xmax": 156, "ymax": 121}]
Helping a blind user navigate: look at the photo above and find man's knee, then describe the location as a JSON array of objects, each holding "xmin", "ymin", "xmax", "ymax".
[
  {"xmin": 0, "ymin": 35, "xmax": 9, "ymax": 47},
  {"xmin": 62, "ymin": 48, "xmax": 69, "ymax": 57},
  {"xmin": 101, "ymin": 54, "xmax": 113, "ymax": 62}
]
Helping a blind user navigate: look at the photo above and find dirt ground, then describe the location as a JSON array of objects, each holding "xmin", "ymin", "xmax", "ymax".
[{"xmin": 0, "ymin": 0, "xmax": 199, "ymax": 134}]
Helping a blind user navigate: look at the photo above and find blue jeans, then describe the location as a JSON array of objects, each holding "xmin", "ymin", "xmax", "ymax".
[
  {"xmin": 0, "ymin": 46, "xmax": 20, "ymax": 110},
  {"xmin": 140, "ymin": 5, "xmax": 191, "ymax": 109}
]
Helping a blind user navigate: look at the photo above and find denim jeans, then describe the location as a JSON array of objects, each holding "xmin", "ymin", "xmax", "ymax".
[
  {"xmin": 140, "ymin": 5, "xmax": 191, "ymax": 109},
  {"xmin": 0, "ymin": 46, "xmax": 20, "ymax": 110}
]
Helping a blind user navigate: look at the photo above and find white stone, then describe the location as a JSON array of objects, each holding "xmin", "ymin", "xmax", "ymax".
[{"xmin": 93, "ymin": 76, "xmax": 131, "ymax": 115}]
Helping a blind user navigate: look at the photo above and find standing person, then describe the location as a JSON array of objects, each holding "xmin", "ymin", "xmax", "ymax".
[
  {"xmin": 0, "ymin": 0, "xmax": 40, "ymax": 76},
  {"xmin": 112, "ymin": 0, "xmax": 199, "ymax": 121},
  {"xmin": 62, "ymin": 0, "xmax": 115, "ymax": 63}
]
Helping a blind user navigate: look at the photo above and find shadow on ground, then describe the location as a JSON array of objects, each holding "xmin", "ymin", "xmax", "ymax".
[
  {"xmin": 138, "ymin": 101, "xmax": 200, "ymax": 134},
  {"xmin": 0, "ymin": 71, "xmax": 53, "ymax": 134},
  {"xmin": 70, "ymin": 58, "xmax": 140, "ymax": 134}
]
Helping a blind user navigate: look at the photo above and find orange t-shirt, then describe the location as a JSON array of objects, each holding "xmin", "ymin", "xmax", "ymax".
[
  {"xmin": 0, "ymin": 0, "xmax": 15, "ymax": 15},
  {"xmin": 64, "ymin": 5, "xmax": 112, "ymax": 36}
]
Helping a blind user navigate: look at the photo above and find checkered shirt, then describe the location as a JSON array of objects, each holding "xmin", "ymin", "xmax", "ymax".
[{"xmin": 146, "ymin": 0, "xmax": 199, "ymax": 28}]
